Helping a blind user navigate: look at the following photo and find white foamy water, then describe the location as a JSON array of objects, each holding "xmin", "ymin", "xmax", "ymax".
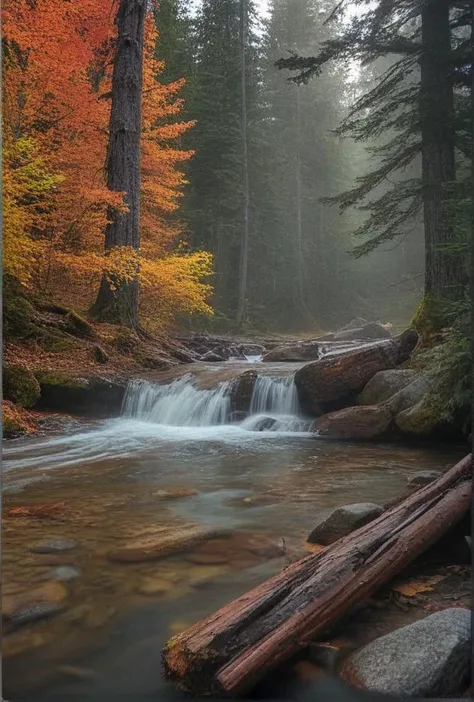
[
  {"xmin": 122, "ymin": 374, "xmax": 232, "ymax": 426},
  {"xmin": 3, "ymin": 374, "xmax": 313, "ymax": 473}
]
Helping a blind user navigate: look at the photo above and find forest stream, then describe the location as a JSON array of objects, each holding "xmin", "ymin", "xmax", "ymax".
[{"xmin": 2, "ymin": 360, "xmax": 465, "ymax": 700}]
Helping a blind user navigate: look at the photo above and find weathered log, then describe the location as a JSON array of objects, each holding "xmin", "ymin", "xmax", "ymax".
[{"xmin": 162, "ymin": 454, "xmax": 472, "ymax": 697}]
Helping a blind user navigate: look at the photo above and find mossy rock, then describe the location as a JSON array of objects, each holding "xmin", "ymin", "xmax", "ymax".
[
  {"xmin": 36, "ymin": 330, "xmax": 76, "ymax": 353},
  {"xmin": 34, "ymin": 371, "xmax": 87, "ymax": 389},
  {"xmin": 3, "ymin": 365, "xmax": 41, "ymax": 409},
  {"xmin": 395, "ymin": 399, "xmax": 441, "ymax": 436},
  {"xmin": 65, "ymin": 311, "xmax": 97, "ymax": 340},
  {"xmin": 3, "ymin": 275, "xmax": 35, "ymax": 340}
]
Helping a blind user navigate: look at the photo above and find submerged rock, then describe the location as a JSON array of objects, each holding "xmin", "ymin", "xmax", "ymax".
[
  {"xmin": 250, "ymin": 416, "xmax": 277, "ymax": 431},
  {"xmin": 339, "ymin": 608, "xmax": 471, "ymax": 697},
  {"xmin": 358, "ymin": 369, "xmax": 418, "ymax": 406},
  {"xmin": 3, "ymin": 582, "xmax": 68, "ymax": 628},
  {"xmin": 311, "ymin": 406, "xmax": 392, "ymax": 440},
  {"xmin": 307, "ymin": 503, "xmax": 383, "ymax": 545},
  {"xmin": 107, "ymin": 525, "xmax": 227, "ymax": 563},
  {"xmin": 30, "ymin": 538, "xmax": 78, "ymax": 553}
]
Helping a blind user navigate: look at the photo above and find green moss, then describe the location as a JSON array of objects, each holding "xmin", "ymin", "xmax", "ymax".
[
  {"xmin": 395, "ymin": 398, "xmax": 441, "ymax": 436},
  {"xmin": 3, "ymin": 365, "xmax": 41, "ymax": 409},
  {"xmin": 34, "ymin": 371, "xmax": 87, "ymax": 389},
  {"xmin": 65, "ymin": 311, "xmax": 96, "ymax": 340},
  {"xmin": 3, "ymin": 274, "xmax": 35, "ymax": 340},
  {"xmin": 411, "ymin": 294, "xmax": 448, "ymax": 340},
  {"xmin": 36, "ymin": 330, "xmax": 76, "ymax": 353}
]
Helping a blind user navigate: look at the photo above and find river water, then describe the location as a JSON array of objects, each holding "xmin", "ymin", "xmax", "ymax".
[{"xmin": 2, "ymin": 369, "xmax": 464, "ymax": 700}]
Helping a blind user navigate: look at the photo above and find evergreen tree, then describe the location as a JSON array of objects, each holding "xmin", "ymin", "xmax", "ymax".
[
  {"xmin": 185, "ymin": 0, "xmax": 260, "ymax": 320},
  {"xmin": 276, "ymin": 0, "xmax": 471, "ymax": 312}
]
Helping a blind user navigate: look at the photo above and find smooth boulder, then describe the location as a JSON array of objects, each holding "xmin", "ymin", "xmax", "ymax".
[
  {"xmin": 311, "ymin": 405, "xmax": 392, "ymax": 440},
  {"xmin": 262, "ymin": 341, "xmax": 320, "ymax": 363},
  {"xmin": 385, "ymin": 374, "xmax": 433, "ymax": 415},
  {"xmin": 407, "ymin": 470, "xmax": 443, "ymax": 486},
  {"xmin": 307, "ymin": 503, "xmax": 384, "ymax": 545},
  {"xmin": 295, "ymin": 329, "xmax": 418, "ymax": 414},
  {"xmin": 200, "ymin": 351, "xmax": 226, "ymax": 362},
  {"xmin": 333, "ymin": 322, "xmax": 392, "ymax": 342},
  {"xmin": 395, "ymin": 398, "xmax": 440, "ymax": 436},
  {"xmin": 358, "ymin": 369, "xmax": 418, "ymax": 406},
  {"xmin": 339, "ymin": 608, "xmax": 471, "ymax": 697}
]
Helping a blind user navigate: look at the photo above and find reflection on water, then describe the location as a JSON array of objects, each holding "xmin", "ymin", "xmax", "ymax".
[{"xmin": 2, "ymin": 413, "xmax": 464, "ymax": 700}]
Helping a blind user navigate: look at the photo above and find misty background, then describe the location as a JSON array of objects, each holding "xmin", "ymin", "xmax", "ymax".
[{"xmin": 156, "ymin": 0, "xmax": 424, "ymax": 332}]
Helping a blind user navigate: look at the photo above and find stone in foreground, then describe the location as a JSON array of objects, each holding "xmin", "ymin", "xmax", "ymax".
[
  {"xmin": 407, "ymin": 470, "xmax": 443, "ymax": 486},
  {"xmin": 311, "ymin": 405, "xmax": 391, "ymax": 440},
  {"xmin": 107, "ymin": 525, "xmax": 227, "ymax": 563},
  {"xmin": 358, "ymin": 369, "xmax": 417, "ymax": 406},
  {"xmin": 339, "ymin": 608, "xmax": 471, "ymax": 697},
  {"xmin": 307, "ymin": 503, "xmax": 383, "ymax": 545}
]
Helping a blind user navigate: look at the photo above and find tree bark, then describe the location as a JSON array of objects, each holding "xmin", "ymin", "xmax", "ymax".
[
  {"xmin": 236, "ymin": 0, "xmax": 250, "ymax": 329},
  {"xmin": 420, "ymin": 0, "xmax": 463, "ymax": 301},
  {"xmin": 91, "ymin": 0, "xmax": 147, "ymax": 328},
  {"xmin": 163, "ymin": 454, "xmax": 472, "ymax": 698}
]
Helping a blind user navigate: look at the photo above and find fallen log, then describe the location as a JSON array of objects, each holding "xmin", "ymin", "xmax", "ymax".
[{"xmin": 162, "ymin": 454, "xmax": 472, "ymax": 697}]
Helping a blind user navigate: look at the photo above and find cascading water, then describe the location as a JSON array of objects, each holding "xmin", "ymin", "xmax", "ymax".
[
  {"xmin": 121, "ymin": 373, "xmax": 310, "ymax": 432},
  {"xmin": 122, "ymin": 374, "xmax": 232, "ymax": 427}
]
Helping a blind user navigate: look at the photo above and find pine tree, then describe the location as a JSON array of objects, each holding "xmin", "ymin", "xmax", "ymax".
[
  {"xmin": 185, "ymin": 0, "xmax": 260, "ymax": 320},
  {"xmin": 276, "ymin": 0, "xmax": 471, "ymax": 310}
]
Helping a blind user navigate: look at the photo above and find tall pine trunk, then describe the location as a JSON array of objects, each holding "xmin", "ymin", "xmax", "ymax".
[
  {"xmin": 91, "ymin": 0, "xmax": 147, "ymax": 328},
  {"xmin": 236, "ymin": 0, "xmax": 250, "ymax": 329},
  {"xmin": 420, "ymin": 0, "xmax": 461, "ymax": 302}
]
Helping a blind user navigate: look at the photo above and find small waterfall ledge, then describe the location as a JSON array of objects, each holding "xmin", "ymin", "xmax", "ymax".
[{"xmin": 122, "ymin": 373, "xmax": 311, "ymax": 432}]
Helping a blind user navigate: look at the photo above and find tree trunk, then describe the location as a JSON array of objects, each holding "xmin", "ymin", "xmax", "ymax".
[
  {"xmin": 420, "ymin": 0, "xmax": 462, "ymax": 302},
  {"xmin": 236, "ymin": 0, "xmax": 250, "ymax": 329},
  {"xmin": 163, "ymin": 454, "xmax": 472, "ymax": 697},
  {"xmin": 91, "ymin": 0, "xmax": 147, "ymax": 328}
]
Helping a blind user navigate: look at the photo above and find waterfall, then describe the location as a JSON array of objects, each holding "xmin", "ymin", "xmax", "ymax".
[
  {"xmin": 122, "ymin": 375, "xmax": 232, "ymax": 427},
  {"xmin": 249, "ymin": 375, "xmax": 299, "ymax": 416},
  {"xmin": 122, "ymin": 373, "xmax": 307, "ymax": 431}
]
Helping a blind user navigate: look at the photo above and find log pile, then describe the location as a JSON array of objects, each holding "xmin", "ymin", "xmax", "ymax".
[{"xmin": 162, "ymin": 454, "xmax": 472, "ymax": 697}]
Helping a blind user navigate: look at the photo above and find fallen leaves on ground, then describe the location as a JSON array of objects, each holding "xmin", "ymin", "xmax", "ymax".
[{"xmin": 391, "ymin": 574, "xmax": 446, "ymax": 597}]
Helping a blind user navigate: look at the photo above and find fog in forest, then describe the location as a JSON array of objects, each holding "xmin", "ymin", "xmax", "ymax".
[{"xmin": 157, "ymin": 0, "xmax": 425, "ymax": 333}]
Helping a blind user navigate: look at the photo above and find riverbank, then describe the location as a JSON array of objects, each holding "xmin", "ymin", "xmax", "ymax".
[{"xmin": 2, "ymin": 433, "xmax": 469, "ymax": 699}]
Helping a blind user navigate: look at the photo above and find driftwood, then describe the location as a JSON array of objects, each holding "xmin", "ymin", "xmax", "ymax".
[{"xmin": 162, "ymin": 454, "xmax": 472, "ymax": 697}]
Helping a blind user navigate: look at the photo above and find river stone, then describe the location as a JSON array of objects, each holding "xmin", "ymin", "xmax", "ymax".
[
  {"xmin": 395, "ymin": 398, "xmax": 440, "ymax": 436},
  {"xmin": 339, "ymin": 608, "xmax": 472, "ymax": 697},
  {"xmin": 200, "ymin": 351, "xmax": 226, "ymax": 362},
  {"xmin": 311, "ymin": 406, "xmax": 392, "ymax": 440},
  {"xmin": 262, "ymin": 341, "xmax": 320, "ymax": 362},
  {"xmin": 358, "ymin": 369, "xmax": 418, "ymax": 406},
  {"xmin": 295, "ymin": 330, "xmax": 418, "ymax": 413},
  {"xmin": 385, "ymin": 374, "xmax": 433, "ymax": 415},
  {"xmin": 107, "ymin": 526, "xmax": 227, "ymax": 563},
  {"xmin": 30, "ymin": 538, "xmax": 78, "ymax": 553},
  {"xmin": 3, "ymin": 582, "xmax": 68, "ymax": 628},
  {"xmin": 407, "ymin": 470, "xmax": 442, "ymax": 486},
  {"xmin": 307, "ymin": 503, "xmax": 383, "ymax": 545},
  {"xmin": 251, "ymin": 416, "xmax": 277, "ymax": 431},
  {"xmin": 51, "ymin": 565, "xmax": 81, "ymax": 581},
  {"xmin": 230, "ymin": 370, "xmax": 258, "ymax": 413}
]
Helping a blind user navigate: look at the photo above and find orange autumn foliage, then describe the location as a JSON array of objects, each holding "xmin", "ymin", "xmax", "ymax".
[{"xmin": 2, "ymin": 0, "xmax": 213, "ymax": 328}]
